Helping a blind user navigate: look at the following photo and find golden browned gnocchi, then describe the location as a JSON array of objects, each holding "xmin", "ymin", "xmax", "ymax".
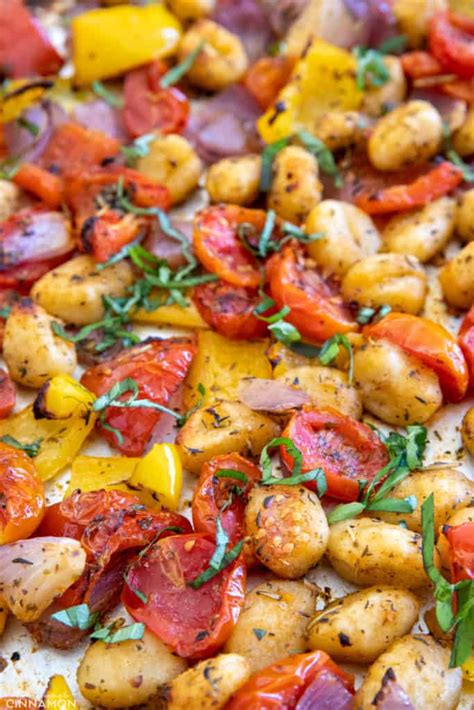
[
  {"xmin": 354, "ymin": 634, "xmax": 462, "ymax": 710},
  {"xmin": 77, "ymin": 630, "xmax": 187, "ymax": 708},
  {"xmin": 371, "ymin": 468, "xmax": 474, "ymax": 532},
  {"xmin": 439, "ymin": 240, "xmax": 474, "ymax": 309},
  {"xmin": 225, "ymin": 580, "xmax": 315, "ymax": 672},
  {"xmin": 452, "ymin": 105, "xmax": 474, "ymax": 156},
  {"xmin": 307, "ymin": 586, "xmax": 420, "ymax": 663},
  {"xmin": 312, "ymin": 111, "xmax": 365, "ymax": 151},
  {"xmin": 327, "ymin": 518, "xmax": 433, "ymax": 589},
  {"xmin": 462, "ymin": 407, "xmax": 474, "ymax": 457},
  {"xmin": 341, "ymin": 253, "xmax": 427, "ymax": 314},
  {"xmin": 136, "ymin": 134, "xmax": 202, "ymax": 204},
  {"xmin": 368, "ymin": 100, "xmax": 443, "ymax": 171},
  {"xmin": 166, "ymin": 0, "xmax": 215, "ymax": 21},
  {"xmin": 382, "ymin": 197, "xmax": 456, "ymax": 263},
  {"xmin": 456, "ymin": 189, "xmax": 474, "ymax": 242},
  {"xmin": 362, "ymin": 56, "xmax": 407, "ymax": 117},
  {"xmin": 305, "ymin": 200, "xmax": 381, "ymax": 277},
  {"xmin": 436, "ymin": 506, "xmax": 474, "ymax": 569},
  {"xmin": 3, "ymin": 300, "xmax": 77, "ymax": 388},
  {"xmin": 176, "ymin": 400, "xmax": 279, "ymax": 473},
  {"xmin": 353, "ymin": 339, "xmax": 443, "ymax": 425},
  {"xmin": 162, "ymin": 654, "xmax": 250, "ymax": 710},
  {"xmin": 206, "ymin": 155, "xmax": 261, "ymax": 206},
  {"xmin": 268, "ymin": 145, "xmax": 322, "ymax": 223},
  {"xmin": 276, "ymin": 365, "xmax": 362, "ymax": 419},
  {"xmin": 31, "ymin": 255, "xmax": 135, "ymax": 326},
  {"xmin": 245, "ymin": 485, "xmax": 329, "ymax": 578},
  {"xmin": 177, "ymin": 20, "xmax": 248, "ymax": 91}
]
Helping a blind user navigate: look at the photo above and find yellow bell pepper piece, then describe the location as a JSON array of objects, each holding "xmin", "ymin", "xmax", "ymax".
[
  {"xmin": 267, "ymin": 342, "xmax": 316, "ymax": 377},
  {"xmin": 0, "ymin": 79, "xmax": 52, "ymax": 123},
  {"xmin": 462, "ymin": 655, "xmax": 474, "ymax": 682},
  {"xmin": 66, "ymin": 454, "xmax": 138, "ymax": 498},
  {"xmin": 134, "ymin": 298, "xmax": 209, "ymax": 329},
  {"xmin": 128, "ymin": 443, "xmax": 182, "ymax": 511},
  {"xmin": 184, "ymin": 331, "xmax": 272, "ymax": 409},
  {"xmin": 258, "ymin": 40, "xmax": 363, "ymax": 143},
  {"xmin": 43, "ymin": 675, "xmax": 78, "ymax": 710},
  {"xmin": 71, "ymin": 4, "xmax": 182, "ymax": 85},
  {"xmin": 34, "ymin": 374, "xmax": 95, "ymax": 420}
]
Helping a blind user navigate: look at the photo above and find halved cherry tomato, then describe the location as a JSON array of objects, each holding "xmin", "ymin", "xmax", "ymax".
[
  {"xmin": 0, "ymin": 442, "xmax": 44, "ymax": 544},
  {"xmin": 0, "ymin": 0, "xmax": 63, "ymax": 78},
  {"xmin": 83, "ymin": 211, "xmax": 142, "ymax": 263},
  {"xmin": 365, "ymin": 312, "xmax": 469, "ymax": 402},
  {"xmin": 226, "ymin": 650, "xmax": 354, "ymax": 710},
  {"xmin": 429, "ymin": 12, "xmax": 474, "ymax": 80},
  {"xmin": 0, "ymin": 368, "xmax": 15, "ymax": 419},
  {"xmin": 123, "ymin": 533, "xmax": 246, "ymax": 659},
  {"xmin": 244, "ymin": 56, "xmax": 296, "ymax": 110},
  {"xmin": 267, "ymin": 246, "xmax": 357, "ymax": 343},
  {"xmin": 445, "ymin": 522, "xmax": 474, "ymax": 582},
  {"xmin": 193, "ymin": 205, "xmax": 265, "ymax": 289},
  {"xmin": 13, "ymin": 163, "xmax": 63, "ymax": 209},
  {"xmin": 40, "ymin": 122, "xmax": 120, "ymax": 179},
  {"xmin": 459, "ymin": 304, "xmax": 474, "ymax": 389},
  {"xmin": 192, "ymin": 453, "xmax": 261, "ymax": 564},
  {"xmin": 192, "ymin": 280, "xmax": 268, "ymax": 340},
  {"xmin": 281, "ymin": 406, "xmax": 389, "ymax": 502},
  {"xmin": 81, "ymin": 337, "xmax": 196, "ymax": 456},
  {"xmin": 401, "ymin": 51, "xmax": 444, "ymax": 79},
  {"xmin": 355, "ymin": 162, "xmax": 463, "ymax": 215},
  {"xmin": 123, "ymin": 59, "xmax": 190, "ymax": 138}
]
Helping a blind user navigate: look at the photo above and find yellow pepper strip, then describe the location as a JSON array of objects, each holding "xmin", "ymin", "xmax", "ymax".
[
  {"xmin": 128, "ymin": 443, "xmax": 182, "ymax": 511},
  {"xmin": 43, "ymin": 675, "xmax": 78, "ymax": 710},
  {"xmin": 0, "ymin": 79, "xmax": 52, "ymax": 123},
  {"xmin": 184, "ymin": 330, "xmax": 272, "ymax": 409},
  {"xmin": 267, "ymin": 341, "xmax": 315, "ymax": 378},
  {"xmin": 462, "ymin": 655, "xmax": 474, "ymax": 682},
  {"xmin": 71, "ymin": 4, "xmax": 182, "ymax": 85},
  {"xmin": 66, "ymin": 454, "xmax": 138, "ymax": 498},
  {"xmin": 258, "ymin": 39, "xmax": 363, "ymax": 143},
  {"xmin": 34, "ymin": 374, "xmax": 96, "ymax": 420},
  {"xmin": 133, "ymin": 298, "xmax": 209, "ymax": 329}
]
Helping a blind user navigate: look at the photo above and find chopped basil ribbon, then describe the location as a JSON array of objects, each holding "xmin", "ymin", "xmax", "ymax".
[
  {"xmin": 356, "ymin": 304, "xmax": 391, "ymax": 325},
  {"xmin": 328, "ymin": 425, "xmax": 427, "ymax": 524},
  {"xmin": 90, "ymin": 622, "xmax": 145, "ymax": 644},
  {"xmin": 214, "ymin": 470, "xmax": 249, "ymax": 483},
  {"xmin": 121, "ymin": 133, "xmax": 156, "ymax": 164},
  {"xmin": 259, "ymin": 437, "xmax": 327, "ymax": 496},
  {"xmin": 422, "ymin": 494, "xmax": 474, "ymax": 667},
  {"xmin": 352, "ymin": 46, "xmax": 390, "ymax": 91},
  {"xmin": 319, "ymin": 334, "xmax": 354, "ymax": 383},
  {"xmin": 189, "ymin": 516, "xmax": 244, "ymax": 589},
  {"xmin": 254, "ymin": 296, "xmax": 302, "ymax": 347},
  {"xmin": 239, "ymin": 210, "xmax": 323, "ymax": 259},
  {"xmin": 260, "ymin": 137, "xmax": 290, "ymax": 191},
  {"xmin": 0, "ymin": 435, "xmax": 42, "ymax": 458},
  {"xmin": 446, "ymin": 149, "xmax": 474, "ymax": 183},
  {"xmin": 91, "ymin": 80, "xmax": 124, "ymax": 109},
  {"xmin": 51, "ymin": 604, "xmax": 98, "ymax": 631},
  {"xmin": 17, "ymin": 116, "xmax": 40, "ymax": 137},
  {"xmin": 51, "ymin": 603, "xmax": 144, "ymax": 643},
  {"xmin": 159, "ymin": 41, "xmax": 205, "ymax": 88}
]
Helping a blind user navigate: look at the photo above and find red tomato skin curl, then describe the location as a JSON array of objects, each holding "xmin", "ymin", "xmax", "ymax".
[
  {"xmin": 0, "ymin": 442, "xmax": 44, "ymax": 544},
  {"xmin": 13, "ymin": 164, "xmax": 63, "ymax": 209},
  {"xmin": 429, "ymin": 11, "xmax": 474, "ymax": 79},
  {"xmin": 364, "ymin": 312, "xmax": 469, "ymax": 402},
  {"xmin": 192, "ymin": 281, "xmax": 268, "ymax": 340}
]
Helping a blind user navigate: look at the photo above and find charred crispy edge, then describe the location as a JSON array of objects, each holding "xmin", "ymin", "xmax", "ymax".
[
  {"xmin": 32, "ymin": 380, "xmax": 54, "ymax": 420},
  {"xmin": 3, "ymin": 79, "xmax": 53, "ymax": 100}
]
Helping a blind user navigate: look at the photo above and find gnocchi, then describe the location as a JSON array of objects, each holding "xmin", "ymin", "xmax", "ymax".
[
  {"xmin": 206, "ymin": 155, "xmax": 261, "ymax": 206},
  {"xmin": 276, "ymin": 365, "xmax": 362, "ymax": 419},
  {"xmin": 136, "ymin": 134, "xmax": 202, "ymax": 204},
  {"xmin": 268, "ymin": 146, "xmax": 322, "ymax": 224},
  {"xmin": 439, "ymin": 240, "xmax": 474, "ymax": 309}
]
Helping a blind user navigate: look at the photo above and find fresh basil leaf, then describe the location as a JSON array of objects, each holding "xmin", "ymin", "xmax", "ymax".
[
  {"xmin": 91, "ymin": 80, "xmax": 124, "ymax": 108},
  {"xmin": 367, "ymin": 495, "xmax": 417, "ymax": 514},
  {"xmin": 189, "ymin": 539, "xmax": 244, "ymax": 589},
  {"xmin": 378, "ymin": 34, "xmax": 407, "ymax": 54},
  {"xmin": 90, "ymin": 622, "xmax": 145, "ymax": 644},
  {"xmin": 356, "ymin": 306, "xmax": 376, "ymax": 324},
  {"xmin": 253, "ymin": 628, "xmax": 267, "ymax": 640},
  {"xmin": 17, "ymin": 116, "xmax": 40, "ymax": 137},
  {"xmin": 160, "ymin": 41, "xmax": 205, "ymax": 88},
  {"xmin": 327, "ymin": 502, "xmax": 366, "ymax": 524},
  {"xmin": 353, "ymin": 46, "xmax": 390, "ymax": 91},
  {"xmin": 319, "ymin": 334, "xmax": 354, "ymax": 382},
  {"xmin": 209, "ymin": 516, "xmax": 229, "ymax": 570},
  {"xmin": 121, "ymin": 133, "xmax": 156, "ymax": 165},
  {"xmin": 258, "ymin": 209, "xmax": 277, "ymax": 257},
  {"xmin": 260, "ymin": 137, "xmax": 291, "ymax": 191},
  {"xmin": 260, "ymin": 436, "xmax": 303, "ymax": 480},
  {"xmin": 214, "ymin": 469, "xmax": 249, "ymax": 483},
  {"xmin": 51, "ymin": 603, "xmax": 98, "ymax": 630},
  {"xmin": 0, "ymin": 434, "xmax": 42, "ymax": 458},
  {"xmin": 297, "ymin": 130, "xmax": 343, "ymax": 187},
  {"xmin": 446, "ymin": 149, "xmax": 474, "ymax": 183}
]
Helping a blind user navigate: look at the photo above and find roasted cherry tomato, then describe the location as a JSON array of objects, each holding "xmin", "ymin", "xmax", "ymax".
[
  {"xmin": 193, "ymin": 205, "xmax": 266, "ymax": 289},
  {"xmin": 82, "ymin": 210, "xmax": 142, "ymax": 263},
  {"xmin": 0, "ymin": 368, "xmax": 15, "ymax": 419},
  {"xmin": 267, "ymin": 246, "xmax": 357, "ymax": 343},
  {"xmin": 123, "ymin": 533, "xmax": 246, "ymax": 659},
  {"xmin": 0, "ymin": 442, "xmax": 44, "ymax": 544},
  {"xmin": 401, "ymin": 51, "xmax": 444, "ymax": 79},
  {"xmin": 459, "ymin": 304, "xmax": 474, "ymax": 390},
  {"xmin": 192, "ymin": 453, "xmax": 261, "ymax": 564},
  {"xmin": 445, "ymin": 522, "xmax": 474, "ymax": 582},
  {"xmin": 123, "ymin": 59, "xmax": 190, "ymax": 138},
  {"xmin": 429, "ymin": 11, "xmax": 474, "ymax": 80},
  {"xmin": 0, "ymin": 0, "xmax": 63, "ymax": 78},
  {"xmin": 13, "ymin": 163, "xmax": 63, "ymax": 209},
  {"xmin": 244, "ymin": 56, "xmax": 296, "ymax": 110},
  {"xmin": 192, "ymin": 280, "xmax": 268, "ymax": 340},
  {"xmin": 365, "ymin": 312, "xmax": 469, "ymax": 403},
  {"xmin": 81, "ymin": 337, "xmax": 196, "ymax": 456},
  {"xmin": 281, "ymin": 406, "xmax": 389, "ymax": 502},
  {"xmin": 40, "ymin": 122, "xmax": 120, "ymax": 179},
  {"xmin": 226, "ymin": 650, "xmax": 355, "ymax": 710}
]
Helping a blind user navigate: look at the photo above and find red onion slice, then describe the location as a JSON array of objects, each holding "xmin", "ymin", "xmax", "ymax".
[
  {"xmin": 239, "ymin": 377, "xmax": 310, "ymax": 412},
  {"xmin": 296, "ymin": 670, "xmax": 355, "ymax": 710},
  {"xmin": 373, "ymin": 668, "xmax": 414, "ymax": 710}
]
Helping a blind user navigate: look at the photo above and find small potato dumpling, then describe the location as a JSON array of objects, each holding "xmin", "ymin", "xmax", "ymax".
[
  {"xmin": 327, "ymin": 518, "xmax": 433, "ymax": 589},
  {"xmin": 276, "ymin": 365, "xmax": 362, "ymax": 419},
  {"xmin": 307, "ymin": 586, "xmax": 420, "ymax": 664},
  {"xmin": 225, "ymin": 580, "xmax": 315, "ymax": 672},
  {"xmin": 382, "ymin": 196, "xmax": 456, "ymax": 263},
  {"xmin": 452, "ymin": 105, "xmax": 474, "ymax": 157},
  {"xmin": 176, "ymin": 400, "xmax": 279, "ymax": 474},
  {"xmin": 354, "ymin": 634, "xmax": 462, "ymax": 710},
  {"xmin": 353, "ymin": 339, "xmax": 442, "ymax": 425},
  {"xmin": 362, "ymin": 56, "xmax": 407, "ymax": 117},
  {"xmin": 166, "ymin": 0, "xmax": 215, "ymax": 21},
  {"xmin": 245, "ymin": 484, "xmax": 329, "ymax": 579},
  {"xmin": 368, "ymin": 100, "xmax": 443, "ymax": 171},
  {"xmin": 163, "ymin": 654, "xmax": 250, "ymax": 710},
  {"xmin": 341, "ymin": 253, "xmax": 427, "ymax": 314},
  {"xmin": 268, "ymin": 146, "xmax": 322, "ymax": 224},
  {"xmin": 462, "ymin": 407, "xmax": 474, "ymax": 457},
  {"xmin": 0, "ymin": 179, "xmax": 21, "ymax": 222},
  {"xmin": 206, "ymin": 155, "xmax": 261, "ymax": 206},
  {"xmin": 31, "ymin": 255, "xmax": 135, "ymax": 326},
  {"xmin": 3, "ymin": 299, "xmax": 77, "ymax": 388},
  {"xmin": 77, "ymin": 629, "xmax": 187, "ymax": 708},
  {"xmin": 136, "ymin": 134, "xmax": 202, "ymax": 205},
  {"xmin": 178, "ymin": 20, "xmax": 248, "ymax": 92},
  {"xmin": 392, "ymin": 0, "xmax": 448, "ymax": 47},
  {"xmin": 371, "ymin": 468, "xmax": 474, "ymax": 533},
  {"xmin": 306, "ymin": 200, "xmax": 381, "ymax": 277},
  {"xmin": 456, "ymin": 189, "xmax": 474, "ymax": 242},
  {"xmin": 437, "ymin": 506, "xmax": 474, "ymax": 569},
  {"xmin": 312, "ymin": 111, "xmax": 365, "ymax": 152},
  {"xmin": 439, "ymin": 240, "xmax": 474, "ymax": 309}
]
